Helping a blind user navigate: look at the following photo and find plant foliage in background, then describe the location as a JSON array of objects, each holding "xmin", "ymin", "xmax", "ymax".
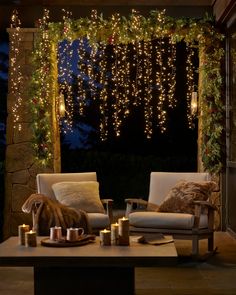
[{"xmin": 12, "ymin": 9, "xmax": 225, "ymax": 174}]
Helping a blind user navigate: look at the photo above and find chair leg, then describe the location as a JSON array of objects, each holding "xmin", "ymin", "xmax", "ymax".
[
  {"xmin": 192, "ymin": 236, "xmax": 199, "ymax": 256},
  {"xmin": 208, "ymin": 234, "xmax": 214, "ymax": 252}
]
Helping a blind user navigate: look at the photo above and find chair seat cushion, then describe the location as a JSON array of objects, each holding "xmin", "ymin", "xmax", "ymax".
[
  {"xmin": 87, "ymin": 213, "xmax": 110, "ymax": 229},
  {"xmin": 129, "ymin": 211, "xmax": 208, "ymax": 230}
]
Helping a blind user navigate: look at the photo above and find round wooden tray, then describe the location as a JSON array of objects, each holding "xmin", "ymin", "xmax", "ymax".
[{"xmin": 41, "ymin": 234, "xmax": 96, "ymax": 247}]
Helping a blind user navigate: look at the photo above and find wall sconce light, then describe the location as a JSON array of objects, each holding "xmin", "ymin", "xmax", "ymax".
[
  {"xmin": 191, "ymin": 91, "xmax": 198, "ymax": 116},
  {"xmin": 59, "ymin": 92, "xmax": 66, "ymax": 118}
]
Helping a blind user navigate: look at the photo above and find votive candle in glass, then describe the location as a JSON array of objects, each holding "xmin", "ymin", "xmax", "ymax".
[
  {"xmin": 100, "ymin": 229, "xmax": 111, "ymax": 246},
  {"xmin": 25, "ymin": 230, "xmax": 37, "ymax": 247},
  {"xmin": 18, "ymin": 224, "xmax": 30, "ymax": 245}
]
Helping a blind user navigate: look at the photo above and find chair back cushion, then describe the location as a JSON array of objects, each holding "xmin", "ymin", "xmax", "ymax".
[
  {"xmin": 52, "ymin": 181, "xmax": 105, "ymax": 214},
  {"xmin": 36, "ymin": 172, "xmax": 97, "ymax": 201},
  {"xmin": 148, "ymin": 172, "xmax": 210, "ymax": 206}
]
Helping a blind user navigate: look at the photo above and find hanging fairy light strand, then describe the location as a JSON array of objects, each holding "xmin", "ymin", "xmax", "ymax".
[
  {"xmin": 10, "ymin": 10, "xmax": 23, "ymax": 131},
  {"xmin": 76, "ymin": 38, "xmax": 89, "ymax": 115},
  {"xmin": 130, "ymin": 10, "xmax": 143, "ymax": 107},
  {"xmin": 98, "ymin": 44, "xmax": 109, "ymax": 141},
  {"xmin": 166, "ymin": 38, "xmax": 177, "ymax": 108},
  {"xmin": 155, "ymin": 37, "xmax": 167, "ymax": 132},
  {"xmin": 86, "ymin": 10, "xmax": 99, "ymax": 101},
  {"xmin": 110, "ymin": 13, "xmax": 124, "ymax": 137},
  {"xmin": 60, "ymin": 9, "xmax": 74, "ymax": 132},
  {"xmin": 143, "ymin": 40, "xmax": 153, "ymax": 138},
  {"xmin": 111, "ymin": 42, "xmax": 131, "ymax": 137},
  {"xmin": 186, "ymin": 44, "xmax": 196, "ymax": 128}
]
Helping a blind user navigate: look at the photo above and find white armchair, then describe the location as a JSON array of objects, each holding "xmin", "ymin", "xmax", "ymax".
[
  {"xmin": 125, "ymin": 172, "xmax": 216, "ymax": 256},
  {"xmin": 36, "ymin": 172, "xmax": 113, "ymax": 233}
]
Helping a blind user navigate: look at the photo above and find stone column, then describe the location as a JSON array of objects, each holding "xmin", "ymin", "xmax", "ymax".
[
  {"xmin": 198, "ymin": 46, "xmax": 221, "ymax": 230},
  {"xmin": 4, "ymin": 28, "xmax": 60, "ymax": 238}
]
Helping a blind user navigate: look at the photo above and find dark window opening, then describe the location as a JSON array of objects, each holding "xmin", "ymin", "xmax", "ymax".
[{"xmin": 60, "ymin": 39, "xmax": 199, "ymax": 208}]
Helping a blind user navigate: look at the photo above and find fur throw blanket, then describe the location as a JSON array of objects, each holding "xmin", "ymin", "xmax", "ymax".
[{"xmin": 22, "ymin": 193, "xmax": 92, "ymax": 236}]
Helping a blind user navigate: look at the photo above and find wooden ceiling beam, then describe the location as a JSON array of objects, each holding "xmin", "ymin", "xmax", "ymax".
[{"xmin": 2, "ymin": 0, "xmax": 212, "ymax": 6}]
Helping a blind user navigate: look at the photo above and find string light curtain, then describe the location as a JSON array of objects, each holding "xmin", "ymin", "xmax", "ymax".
[
  {"xmin": 10, "ymin": 9, "xmax": 225, "ymax": 173},
  {"xmin": 57, "ymin": 37, "xmax": 181, "ymax": 140}
]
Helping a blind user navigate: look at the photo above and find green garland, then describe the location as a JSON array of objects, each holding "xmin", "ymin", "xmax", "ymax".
[{"xmin": 29, "ymin": 9, "xmax": 225, "ymax": 174}]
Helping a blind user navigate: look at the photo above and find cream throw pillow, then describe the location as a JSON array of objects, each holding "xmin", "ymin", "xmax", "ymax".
[{"xmin": 52, "ymin": 181, "xmax": 105, "ymax": 214}]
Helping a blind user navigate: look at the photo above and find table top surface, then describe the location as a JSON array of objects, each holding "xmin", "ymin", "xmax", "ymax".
[{"xmin": 0, "ymin": 236, "xmax": 177, "ymax": 267}]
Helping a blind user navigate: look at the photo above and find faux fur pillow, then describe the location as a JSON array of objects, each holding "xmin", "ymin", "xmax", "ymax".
[
  {"xmin": 158, "ymin": 181, "xmax": 217, "ymax": 214},
  {"xmin": 52, "ymin": 181, "xmax": 105, "ymax": 214}
]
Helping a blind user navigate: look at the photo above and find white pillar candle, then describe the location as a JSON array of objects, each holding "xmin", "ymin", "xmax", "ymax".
[
  {"xmin": 18, "ymin": 224, "xmax": 30, "ymax": 245},
  {"xmin": 118, "ymin": 217, "xmax": 130, "ymax": 246},
  {"xmin": 50, "ymin": 226, "xmax": 62, "ymax": 241},
  {"xmin": 25, "ymin": 230, "xmax": 37, "ymax": 247},
  {"xmin": 111, "ymin": 223, "xmax": 119, "ymax": 245},
  {"xmin": 100, "ymin": 229, "xmax": 111, "ymax": 246}
]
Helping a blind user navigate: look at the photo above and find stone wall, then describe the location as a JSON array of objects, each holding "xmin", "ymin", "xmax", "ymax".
[{"xmin": 4, "ymin": 29, "xmax": 58, "ymax": 238}]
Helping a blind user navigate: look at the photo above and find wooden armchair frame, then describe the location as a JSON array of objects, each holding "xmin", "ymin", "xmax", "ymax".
[
  {"xmin": 35, "ymin": 172, "xmax": 113, "ymax": 233},
  {"xmin": 125, "ymin": 172, "xmax": 217, "ymax": 256}
]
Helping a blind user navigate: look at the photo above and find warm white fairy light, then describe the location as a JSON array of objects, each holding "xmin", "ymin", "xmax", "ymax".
[
  {"xmin": 131, "ymin": 41, "xmax": 139, "ymax": 102},
  {"xmin": 10, "ymin": 10, "xmax": 23, "ymax": 131},
  {"xmin": 98, "ymin": 44, "xmax": 109, "ymax": 140},
  {"xmin": 76, "ymin": 38, "xmax": 88, "ymax": 116},
  {"xmin": 143, "ymin": 41, "xmax": 153, "ymax": 138},
  {"xmin": 166, "ymin": 38, "xmax": 177, "ymax": 108},
  {"xmin": 87, "ymin": 44, "xmax": 98, "ymax": 100},
  {"xmin": 59, "ymin": 9, "xmax": 74, "ymax": 132},
  {"xmin": 129, "ymin": 11, "xmax": 143, "ymax": 107},
  {"xmin": 134, "ymin": 40, "xmax": 143, "ymax": 106},
  {"xmin": 111, "ymin": 42, "xmax": 131, "ymax": 137},
  {"xmin": 186, "ymin": 44, "xmax": 196, "ymax": 128},
  {"xmin": 111, "ymin": 43, "xmax": 120, "ymax": 136},
  {"xmin": 155, "ymin": 37, "xmax": 167, "ymax": 132},
  {"xmin": 153, "ymin": 37, "xmax": 177, "ymax": 133}
]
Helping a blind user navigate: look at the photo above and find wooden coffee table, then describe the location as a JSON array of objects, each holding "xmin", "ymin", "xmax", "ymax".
[{"xmin": 0, "ymin": 236, "xmax": 177, "ymax": 295}]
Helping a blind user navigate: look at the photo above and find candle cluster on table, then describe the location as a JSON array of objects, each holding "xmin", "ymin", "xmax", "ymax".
[
  {"xmin": 18, "ymin": 224, "xmax": 37, "ymax": 247},
  {"xmin": 100, "ymin": 217, "xmax": 130, "ymax": 246}
]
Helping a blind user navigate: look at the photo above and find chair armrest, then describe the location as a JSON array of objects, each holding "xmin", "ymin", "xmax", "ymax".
[
  {"xmin": 125, "ymin": 198, "xmax": 148, "ymax": 217},
  {"xmin": 125, "ymin": 198, "xmax": 148, "ymax": 206},
  {"xmin": 193, "ymin": 200, "xmax": 216, "ymax": 230},
  {"xmin": 101, "ymin": 199, "xmax": 113, "ymax": 224},
  {"xmin": 193, "ymin": 200, "xmax": 217, "ymax": 210}
]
